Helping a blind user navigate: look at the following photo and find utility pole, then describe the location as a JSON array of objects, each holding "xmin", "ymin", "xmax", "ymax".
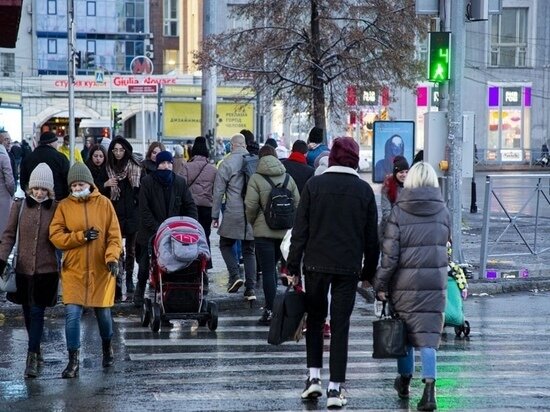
[
  {"xmin": 201, "ymin": 0, "xmax": 217, "ymax": 154},
  {"xmin": 438, "ymin": 0, "xmax": 465, "ymax": 261},
  {"xmin": 67, "ymin": 0, "xmax": 76, "ymax": 165}
]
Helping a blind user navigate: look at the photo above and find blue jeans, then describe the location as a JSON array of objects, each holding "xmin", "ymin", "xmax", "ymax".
[
  {"xmin": 22, "ymin": 305, "xmax": 46, "ymax": 353},
  {"xmin": 65, "ymin": 304, "xmax": 113, "ymax": 351},
  {"xmin": 397, "ymin": 345, "xmax": 437, "ymax": 380},
  {"xmin": 254, "ymin": 237, "xmax": 282, "ymax": 311}
]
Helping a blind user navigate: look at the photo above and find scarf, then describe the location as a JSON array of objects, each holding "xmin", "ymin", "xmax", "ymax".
[
  {"xmin": 154, "ymin": 169, "xmax": 174, "ymax": 187},
  {"xmin": 106, "ymin": 161, "xmax": 141, "ymax": 201},
  {"xmin": 287, "ymin": 151, "xmax": 307, "ymax": 164}
]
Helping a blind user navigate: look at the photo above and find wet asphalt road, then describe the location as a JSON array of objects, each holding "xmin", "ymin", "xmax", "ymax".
[{"xmin": 1, "ymin": 290, "xmax": 550, "ymax": 411}]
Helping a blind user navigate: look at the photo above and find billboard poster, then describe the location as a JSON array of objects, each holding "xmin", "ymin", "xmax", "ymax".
[
  {"xmin": 163, "ymin": 102, "xmax": 254, "ymax": 138},
  {"xmin": 0, "ymin": 106, "xmax": 22, "ymax": 142},
  {"xmin": 372, "ymin": 120, "xmax": 415, "ymax": 183}
]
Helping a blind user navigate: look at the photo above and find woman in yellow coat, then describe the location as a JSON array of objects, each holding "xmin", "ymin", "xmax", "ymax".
[{"xmin": 50, "ymin": 162, "xmax": 122, "ymax": 378}]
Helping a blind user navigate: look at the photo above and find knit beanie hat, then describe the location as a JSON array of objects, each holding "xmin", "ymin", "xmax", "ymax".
[
  {"xmin": 68, "ymin": 162, "xmax": 94, "ymax": 186},
  {"xmin": 191, "ymin": 136, "xmax": 209, "ymax": 158},
  {"xmin": 264, "ymin": 138, "xmax": 278, "ymax": 149},
  {"xmin": 29, "ymin": 162, "xmax": 54, "ymax": 192},
  {"xmin": 156, "ymin": 150, "xmax": 173, "ymax": 166},
  {"xmin": 328, "ymin": 137, "xmax": 359, "ymax": 169},
  {"xmin": 308, "ymin": 127, "xmax": 324, "ymax": 144},
  {"xmin": 39, "ymin": 131, "xmax": 58, "ymax": 145},
  {"xmin": 393, "ymin": 155, "xmax": 410, "ymax": 177}
]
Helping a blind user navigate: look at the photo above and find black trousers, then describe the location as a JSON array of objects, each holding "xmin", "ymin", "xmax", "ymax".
[
  {"xmin": 305, "ymin": 272, "xmax": 357, "ymax": 383},
  {"xmin": 196, "ymin": 205, "xmax": 213, "ymax": 268}
]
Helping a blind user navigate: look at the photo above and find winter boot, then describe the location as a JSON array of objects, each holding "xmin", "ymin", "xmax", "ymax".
[
  {"xmin": 102, "ymin": 340, "xmax": 114, "ymax": 367},
  {"xmin": 417, "ymin": 379, "xmax": 437, "ymax": 411},
  {"xmin": 133, "ymin": 284, "xmax": 145, "ymax": 308},
  {"xmin": 37, "ymin": 347, "xmax": 44, "ymax": 366},
  {"xmin": 126, "ymin": 273, "xmax": 135, "ymax": 294},
  {"xmin": 61, "ymin": 350, "xmax": 80, "ymax": 379},
  {"xmin": 394, "ymin": 374, "xmax": 412, "ymax": 399},
  {"xmin": 24, "ymin": 352, "xmax": 39, "ymax": 379}
]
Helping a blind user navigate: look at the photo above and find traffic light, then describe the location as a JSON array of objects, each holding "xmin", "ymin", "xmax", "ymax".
[
  {"xmin": 428, "ymin": 32, "xmax": 451, "ymax": 83},
  {"xmin": 75, "ymin": 51, "xmax": 82, "ymax": 69},
  {"xmin": 113, "ymin": 108, "xmax": 122, "ymax": 130},
  {"xmin": 85, "ymin": 52, "xmax": 95, "ymax": 68}
]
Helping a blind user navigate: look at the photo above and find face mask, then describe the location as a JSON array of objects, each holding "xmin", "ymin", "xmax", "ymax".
[
  {"xmin": 71, "ymin": 187, "xmax": 91, "ymax": 199},
  {"xmin": 30, "ymin": 195, "xmax": 48, "ymax": 203}
]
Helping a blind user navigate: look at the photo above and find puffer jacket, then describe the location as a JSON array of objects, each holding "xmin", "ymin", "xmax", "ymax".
[
  {"xmin": 373, "ymin": 186, "xmax": 450, "ymax": 349},
  {"xmin": 49, "ymin": 187, "xmax": 122, "ymax": 308},
  {"xmin": 244, "ymin": 155, "xmax": 300, "ymax": 239},
  {"xmin": 212, "ymin": 147, "xmax": 254, "ymax": 240},
  {"xmin": 178, "ymin": 155, "xmax": 217, "ymax": 207}
]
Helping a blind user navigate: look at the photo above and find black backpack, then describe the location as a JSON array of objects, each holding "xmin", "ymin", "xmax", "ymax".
[
  {"xmin": 241, "ymin": 153, "xmax": 259, "ymax": 199},
  {"xmin": 261, "ymin": 174, "xmax": 295, "ymax": 230}
]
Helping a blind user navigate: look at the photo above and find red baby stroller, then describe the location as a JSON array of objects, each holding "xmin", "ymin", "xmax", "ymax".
[{"xmin": 140, "ymin": 216, "xmax": 218, "ymax": 332}]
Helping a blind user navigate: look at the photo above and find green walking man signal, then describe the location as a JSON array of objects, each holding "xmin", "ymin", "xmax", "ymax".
[{"xmin": 428, "ymin": 32, "xmax": 451, "ymax": 83}]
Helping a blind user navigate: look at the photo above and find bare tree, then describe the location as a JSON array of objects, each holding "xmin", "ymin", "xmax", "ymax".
[{"xmin": 197, "ymin": 0, "xmax": 425, "ymax": 134}]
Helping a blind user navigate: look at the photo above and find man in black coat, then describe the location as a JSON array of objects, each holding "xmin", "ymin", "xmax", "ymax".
[
  {"xmin": 281, "ymin": 140, "xmax": 314, "ymax": 193},
  {"xmin": 20, "ymin": 132, "xmax": 70, "ymax": 200},
  {"xmin": 134, "ymin": 150, "xmax": 198, "ymax": 307},
  {"xmin": 287, "ymin": 137, "xmax": 379, "ymax": 409}
]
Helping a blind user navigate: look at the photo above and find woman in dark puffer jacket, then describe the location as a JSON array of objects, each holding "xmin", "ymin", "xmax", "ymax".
[{"xmin": 373, "ymin": 162, "xmax": 450, "ymax": 412}]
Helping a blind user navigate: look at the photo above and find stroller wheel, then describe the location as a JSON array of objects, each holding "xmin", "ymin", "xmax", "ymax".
[
  {"xmin": 463, "ymin": 320, "xmax": 471, "ymax": 337},
  {"xmin": 140, "ymin": 299, "xmax": 152, "ymax": 327},
  {"xmin": 150, "ymin": 303, "xmax": 161, "ymax": 333},
  {"xmin": 454, "ymin": 325, "xmax": 463, "ymax": 337},
  {"xmin": 207, "ymin": 301, "xmax": 218, "ymax": 331}
]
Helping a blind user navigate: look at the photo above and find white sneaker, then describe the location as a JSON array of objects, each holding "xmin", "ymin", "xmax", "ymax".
[
  {"xmin": 326, "ymin": 388, "xmax": 347, "ymax": 408},
  {"xmin": 301, "ymin": 378, "xmax": 322, "ymax": 400}
]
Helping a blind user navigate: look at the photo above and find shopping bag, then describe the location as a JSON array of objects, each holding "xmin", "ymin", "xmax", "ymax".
[
  {"xmin": 372, "ymin": 301, "xmax": 407, "ymax": 359},
  {"xmin": 444, "ymin": 277, "xmax": 464, "ymax": 326},
  {"xmin": 267, "ymin": 285, "xmax": 306, "ymax": 345},
  {"xmin": 0, "ymin": 263, "xmax": 17, "ymax": 293}
]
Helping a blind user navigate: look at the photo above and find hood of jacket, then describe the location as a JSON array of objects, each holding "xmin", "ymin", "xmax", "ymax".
[
  {"xmin": 396, "ymin": 186, "xmax": 445, "ymax": 216},
  {"xmin": 256, "ymin": 155, "xmax": 285, "ymax": 177}
]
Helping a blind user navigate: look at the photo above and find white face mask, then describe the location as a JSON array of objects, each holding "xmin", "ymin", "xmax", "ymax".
[
  {"xmin": 71, "ymin": 187, "xmax": 91, "ymax": 199},
  {"xmin": 30, "ymin": 195, "xmax": 48, "ymax": 203}
]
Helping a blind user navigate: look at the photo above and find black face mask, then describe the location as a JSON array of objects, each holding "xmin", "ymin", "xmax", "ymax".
[{"xmin": 154, "ymin": 169, "xmax": 174, "ymax": 187}]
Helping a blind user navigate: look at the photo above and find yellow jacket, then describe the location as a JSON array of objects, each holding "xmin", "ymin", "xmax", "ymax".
[
  {"xmin": 50, "ymin": 187, "xmax": 122, "ymax": 307},
  {"xmin": 58, "ymin": 144, "xmax": 83, "ymax": 163}
]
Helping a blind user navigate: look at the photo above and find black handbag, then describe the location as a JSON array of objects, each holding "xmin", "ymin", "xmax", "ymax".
[
  {"xmin": 372, "ymin": 300, "xmax": 407, "ymax": 359},
  {"xmin": 267, "ymin": 285, "xmax": 306, "ymax": 345}
]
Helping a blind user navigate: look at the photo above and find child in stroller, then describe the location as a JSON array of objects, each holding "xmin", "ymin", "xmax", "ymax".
[{"xmin": 141, "ymin": 216, "xmax": 218, "ymax": 332}]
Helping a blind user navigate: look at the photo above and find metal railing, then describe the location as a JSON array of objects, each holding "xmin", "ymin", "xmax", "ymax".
[{"xmin": 479, "ymin": 174, "xmax": 550, "ymax": 279}]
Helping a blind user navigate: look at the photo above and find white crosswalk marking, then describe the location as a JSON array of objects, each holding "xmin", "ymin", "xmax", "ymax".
[{"xmin": 114, "ymin": 300, "xmax": 550, "ymax": 411}]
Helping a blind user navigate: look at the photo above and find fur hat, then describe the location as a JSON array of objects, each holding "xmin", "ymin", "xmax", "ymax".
[
  {"xmin": 308, "ymin": 127, "xmax": 324, "ymax": 144},
  {"xmin": 156, "ymin": 150, "xmax": 173, "ymax": 166},
  {"xmin": 173, "ymin": 144, "xmax": 184, "ymax": 157},
  {"xmin": 29, "ymin": 163, "xmax": 54, "ymax": 192},
  {"xmin": 328, "ymin": 137, "xmax": 359, "ymax": 169},
  {"xmin": 68, "ymin": 162, "xmax": 94, "ymax": 186},
  {"xmin": 393, "ymin": 155, "xmax": 410, "ymax": 175},
  {"xmin": 39, "ymin": 132, "xmax": 57, "ymax": 145},
  {"xmin": 191, "ymin": 136, "xmax": 209, "ymax": 158}
]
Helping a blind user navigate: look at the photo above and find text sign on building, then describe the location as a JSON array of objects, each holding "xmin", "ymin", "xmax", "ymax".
[
  {"xmin": 130, "ymin": 56, "xmax": 154, "ymax": 75},
  {"xmin": 502, "ymin": 87, "xmax": 521, "ymax": 106},
  {"xmin": 358, "ymin": 89, "xmax": 379, "ymax": 106},
  {"xmin": 127, "ymin": 84, "xmax": 158, "ymax": 95}
]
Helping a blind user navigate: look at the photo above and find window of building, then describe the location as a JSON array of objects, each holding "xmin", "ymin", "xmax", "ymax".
[
  {"xmin": 87, "ymin": 40, "xmax": 96, "ymax": 54},
  {"xmin": 48, "ymin": 39, "xmax": 57, "ymax": 54},
  {"xmin": 489, "ymin": 8, "xmax": 528, "ymax": 67},
  {"xmin": 164, "ymin": 49, "xmax": 178, "ymax": 73},
  {"xmin": 47, "ymin": 0, "xmax": 57, "ymax": 15},
  {"xmin": 87, "ymin": 1, "xmax": 96, "ymax": 16},
  {"xmin": 163, "ymin": 0, "xmax": 178, "ymax": 36},
  {"xmin": 0, "ymin": 53, "xmax": 15, "ymax": 74}
]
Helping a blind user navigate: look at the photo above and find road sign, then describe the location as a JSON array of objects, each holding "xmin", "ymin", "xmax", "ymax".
[
  {"xmin": 127, "ymin": 84, "xmax": 158, "ymax": 95},
  {"xmin": 95, "ymin": 70, "xmax": 104, "ymax": 84}
]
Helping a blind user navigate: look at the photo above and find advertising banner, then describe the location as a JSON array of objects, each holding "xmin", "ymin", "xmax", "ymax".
[
  {"xmin": 372, "ymin": 121, "xmax": 415, "ymax": 183},
  {"xmin": 163, "ymin": 102, "xmax": 253, "ymax": 138}
]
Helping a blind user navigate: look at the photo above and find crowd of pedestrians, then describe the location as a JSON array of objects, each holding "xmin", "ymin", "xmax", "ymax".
[{"xmin": 0, "ymin": 127, "xmax": 447, "ymax": 412}]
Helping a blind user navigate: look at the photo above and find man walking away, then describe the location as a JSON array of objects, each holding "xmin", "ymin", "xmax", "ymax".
[{"xmin": 282, "ymin": 140, "xmax": 314, "ymax": 193}]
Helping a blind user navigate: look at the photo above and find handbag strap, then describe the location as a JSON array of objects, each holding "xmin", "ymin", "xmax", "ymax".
[
  {"xmin": 12, "ymin": 201, "xmax": 25, "ymax": 269},
  {"xmin": 381, "ymin": 300, "xmax": 399, "ymax": 319}
]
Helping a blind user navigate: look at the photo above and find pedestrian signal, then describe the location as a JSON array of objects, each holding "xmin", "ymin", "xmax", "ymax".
[{"xmin": 428, "ymin": 32, "xmax": 451, "ymax": 83}]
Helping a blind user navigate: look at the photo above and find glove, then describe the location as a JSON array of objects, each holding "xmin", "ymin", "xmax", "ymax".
[
  {"xmin": 84, "ymin": 227, "xmax": 99, "ymax": 241},
  {"xmin": 107, "ymin": 262, "xmax": 119, "ymax": 278},
  {"xmin": 0, "ymin": 259, "xmax": 6, "ymax": 274}
]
